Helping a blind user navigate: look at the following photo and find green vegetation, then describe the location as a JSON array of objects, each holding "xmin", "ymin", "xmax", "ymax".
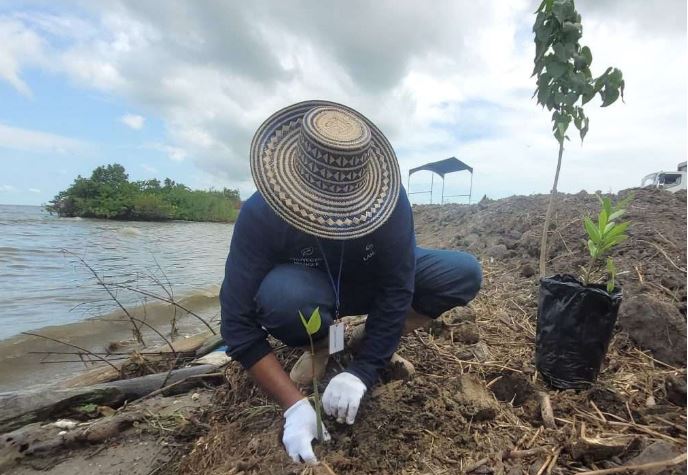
[
  {"xmin": 298, "ymin": 307, "xmax": 325, "ymax": 442},
  {"xmin": 582, "ymin": 194, "xmax": 632, "ymax": 292},
  {"xmin": 532, "ymin": 0, "xmax": 625, "ymax": 277},
  {"xmin": 46, "ymin": 164, "xmax": 240, "ymax": 222}
]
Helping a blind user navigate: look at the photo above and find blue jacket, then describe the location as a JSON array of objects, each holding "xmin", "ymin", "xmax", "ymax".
[{"xmin": 220, "ymin": 188, "xmax": 415, "ymax": 388}]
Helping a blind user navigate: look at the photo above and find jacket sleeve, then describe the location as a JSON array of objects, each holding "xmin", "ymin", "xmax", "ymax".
[
  {"xmin": 345, "ymin": 190, "xmax": 416, "ymax": 388},
  {"xmin": 220, "ymin": 194, "xmax": 277, "ymax": 369}
]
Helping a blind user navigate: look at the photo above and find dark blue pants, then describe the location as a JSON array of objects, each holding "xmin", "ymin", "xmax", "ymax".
[{"xmin": 255, "ymin": 247, "xmax": 482, "ymax": 347}]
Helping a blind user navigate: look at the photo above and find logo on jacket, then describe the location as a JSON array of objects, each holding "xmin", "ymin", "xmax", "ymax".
[
  {"xmin": 363, "ymin": 243, "xmax": 376, "ymax": 262},
  {"xmin": 301, "ymin": 247, "xmax": 314, "ymax": 257}
]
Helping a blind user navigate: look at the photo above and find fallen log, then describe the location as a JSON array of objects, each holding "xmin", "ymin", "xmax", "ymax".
[
  {"xmin": 57, "ymin": 330, "xmax": 217, "ymax": 389},
  {"xmin": 0, "ymin": 364, "xmax": 219, "ymax": 433}
]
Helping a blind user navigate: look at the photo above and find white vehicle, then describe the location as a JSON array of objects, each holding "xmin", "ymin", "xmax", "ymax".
[{"xmin": 641, "ymin": 162, "xmax": 686, "ymax": 192}]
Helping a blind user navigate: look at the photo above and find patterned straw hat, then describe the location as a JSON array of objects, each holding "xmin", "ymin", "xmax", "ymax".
[{"xmin": 250, "ymin": 100, "xmax": 401, "ymax": 240}]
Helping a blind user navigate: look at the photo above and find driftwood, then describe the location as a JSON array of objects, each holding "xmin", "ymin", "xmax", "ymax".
[
  {"xmin": 0, "ymin": 364, "xmax": 219, "ymax": 433},
  {"xmin": 0, "ymin": 411, "xmax": 144, "ymax": 470},
  {"xmin": 58, "ymin": 331, "xmax": 219, "ymax": 389}
]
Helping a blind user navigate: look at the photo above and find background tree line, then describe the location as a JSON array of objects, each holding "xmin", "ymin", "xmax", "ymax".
[{"xmin": 46, "ymin": 164, "xmax": 240, "ymax": 222}]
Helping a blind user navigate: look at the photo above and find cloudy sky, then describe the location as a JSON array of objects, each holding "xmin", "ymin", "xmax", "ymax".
[{"xmin": 0, "ymin": 0, "xmax": 685, "ymax": 205}]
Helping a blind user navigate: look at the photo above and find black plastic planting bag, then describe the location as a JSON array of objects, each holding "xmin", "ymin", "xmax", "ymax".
[{"xmin": 536, "ymin": 274, "xmax": 622, "ymax": 389}]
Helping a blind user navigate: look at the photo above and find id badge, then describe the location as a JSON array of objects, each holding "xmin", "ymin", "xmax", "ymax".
[{"xmin": 329, "ymin": 322, "xmax": 345, "ymax": 355}]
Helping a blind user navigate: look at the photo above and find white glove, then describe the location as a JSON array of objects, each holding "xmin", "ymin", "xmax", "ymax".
[
  {"xmin": 282, "ymin": 398, "xmax": 330, "ymax": 464},
  {"xmin": 322, "ymin": 372, "xmax": 367, "ymax": 425}
]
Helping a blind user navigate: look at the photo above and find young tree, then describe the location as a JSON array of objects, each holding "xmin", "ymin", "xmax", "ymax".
[{"xmin": 533, "ymin": 0, "xmax": 625, "ymax": 277}]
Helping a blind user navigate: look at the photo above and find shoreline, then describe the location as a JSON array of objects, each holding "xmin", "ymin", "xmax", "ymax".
[{"xmin": 0, "ymin": 288, "xmax": 222, "ymax": 392}]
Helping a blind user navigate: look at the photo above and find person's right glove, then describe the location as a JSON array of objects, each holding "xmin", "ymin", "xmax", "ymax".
[
  {"xmin": 282, "ymin": 398, "xmax": 330, "ymax": 464},
  {"xmin": 322, "ymin": 372, "xmax": 367, "ymax": 424}
]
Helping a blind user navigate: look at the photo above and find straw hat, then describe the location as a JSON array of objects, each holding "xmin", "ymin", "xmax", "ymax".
[{"xmin": 250, "ymin": 100, "xmax": 401, "ymax": 240}]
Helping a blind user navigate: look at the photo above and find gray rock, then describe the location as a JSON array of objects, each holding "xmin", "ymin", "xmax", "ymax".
[
  {"xmin": 626, "ymin": 441, "xmax": 686, "ymax": 475},
  {"xmin": 665, "ymin": 374, "xmax": 687, "ymax": 406},
  {"xmin": 618, "ymin": 295, "xmax": 687, "ymax": 366}
]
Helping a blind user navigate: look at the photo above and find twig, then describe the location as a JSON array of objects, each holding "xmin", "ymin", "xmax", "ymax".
[
  {"xmin": 110, "ymin": 283, "xmax": 216, "ymax": 334},
  {"xmin": 637, "ymin": 239, "xmax": 686, "ymax": 274},
  {"xmin": 320, "ymin": 461, "xmax": 337, "ymax": 475},
  {"xmin": 539, "ymin": 392, "xmax": 556, "ymax": 429},
  {"xmin": 464, "ymin": 457, "xmax": 489, "ymax": 473},
  {"xmin": 113, "ymin": 316, "xmax": 176, "ymax": 356},
  {"xmin": 63, "ymin": 249, "xmax": 144, "ymax": 344},
  {"xmin": 22, "ymin": 331, "xmax": 121, "ymax": 373},
  {"xmin": 576, "ymin": 452, "xmax": 686, "ymax": 474},
  {"xmin": 545, "ymin": 447, "xmax": 561, "ymax": 475}
]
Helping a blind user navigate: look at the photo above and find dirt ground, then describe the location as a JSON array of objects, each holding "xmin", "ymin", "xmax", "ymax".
[{"xmin": 7, "ymin": 188, "xmax": 686, "ymax": 474}]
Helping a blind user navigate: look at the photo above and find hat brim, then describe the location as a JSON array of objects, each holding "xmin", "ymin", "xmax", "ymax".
[{"xmin": 250, "ymin": 100, "xmax": 401, "ymax": 240}]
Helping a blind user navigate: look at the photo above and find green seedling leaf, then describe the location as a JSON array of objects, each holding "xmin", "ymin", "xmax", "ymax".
[
  {"xmin": 608, "ymin": 209, "xmax": 625, "ymax": 221},
  {"xmin": 587, "ymin": 239, "xmax": 598, "ymax": 258},
  {"xmin": 598, "ymin": 208, "xmax": 608, "ymax": 233},
  {"xmin": 299, "ymin": 308, "xmax": 322, "ymax": 336},
  {"xmin": 299, "ymin": 311, "xmax": 309, "ymax": 333},
  {"xmin": 584, "ymin": 216, "xmax": 601, "ymax": 242},
  {"xmin": 308, "ymin": 307, "xmax": 322, "ymax": 335},
  {"xmin": 605, "ymin": 221, "xmax": 630, "ymax": 240},
  {"xmin": 606, "ymin": 258, "xmax": 617, "ymax": 293}
]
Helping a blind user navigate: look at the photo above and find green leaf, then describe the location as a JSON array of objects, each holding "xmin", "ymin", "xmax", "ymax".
[
  {"xmin": 608, "ymin": 209, "xmax": 625, "ymax": 221},
  {"xmin": 602, "ymin": 197, "xmax": 613, "ymax": 215},
  {"xmin": 601, "ymin": 86, "xmax": 620, "ymax": 107},
  {"xmin": 584, "ymin": 216, "xmax": 601, "ymax": 242},
  {"xmin": 552, "ymin": 0, "xmax": 575, "ymax": 24},
  {"xmin": 580, "ymin": 116, "xmax": 589, "ymax": 141},
  {"xmin": 299, "ymin": 311, "xmax": 309, "ymax": 332},
  {"xmin": 587, "ymin": 239, "xmax": 598, "ymax": 258},
  {"xmin": 307, "ymin": 307, "xmax": 322, "ymax": 335},
  {"xmin": 546, "ymin": 61, "xmax": 567, "ymax": 79},
  {"xmin": 605, "ymin": 221, "xmax": 630, "ymax": 240},
  {"xmin": 603, "ymin": 221, "xmax": 615, "ymax": 234},
  {"xmin": 580, "ymin": 46, "xmax": 592, "ymax": 67},
  {"xmin": 598, "ymin": 208, "xmax": 608, "ymax": 232},
  {"xmin": 299, "ymin": 308, "xmax": 322, "ymax": 336}
]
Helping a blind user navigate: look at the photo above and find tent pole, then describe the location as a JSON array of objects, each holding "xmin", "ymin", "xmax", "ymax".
[
  {"xmin": 469, "ymin": 172, "xmax": 473, "ymax": 204},
  {"xmin": 430, "ymin": 173, "xmax": 434, "ymax": 204},
  {"xmin": 441, "ymin": 176, "xmax": 445, "ymax": 204}
]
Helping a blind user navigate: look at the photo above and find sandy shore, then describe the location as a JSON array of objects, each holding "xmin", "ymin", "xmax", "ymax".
[{"xmin": 0, "ymin": 290, "xmax": 220, "ymax": 392}]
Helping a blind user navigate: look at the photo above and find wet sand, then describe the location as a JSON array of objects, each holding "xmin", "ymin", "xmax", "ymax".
[{"xmin": 0, "ymin": 290, "xmax": 221, "ymax": 392}]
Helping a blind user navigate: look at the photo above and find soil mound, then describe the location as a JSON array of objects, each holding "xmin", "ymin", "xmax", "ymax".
[{"xmin": 167, "ymin": 189, "xmax": 688, "ymax": 473}]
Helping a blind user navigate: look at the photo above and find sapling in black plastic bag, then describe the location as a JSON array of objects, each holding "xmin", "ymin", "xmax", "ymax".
[{"xmin": 536, "ymin": 195, "xmax": 631, "ymax": 389}]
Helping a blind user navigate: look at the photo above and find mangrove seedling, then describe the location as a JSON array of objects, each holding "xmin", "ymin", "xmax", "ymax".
[
  {"xmin": 532, "ymin": 0, "xmax": 625, "ymax": 277},
  {"xmin": 581, "ymin": 194, "xmax": 632, "ymax": 292},
  {"xmin": 298, "ymin": 307, "xmax": 325, "ymax": 442}
]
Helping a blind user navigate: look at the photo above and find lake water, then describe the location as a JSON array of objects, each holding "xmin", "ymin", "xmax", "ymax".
[{"xmin": 0, "ymin": 204, "xmax": 234, "ymax": 341}]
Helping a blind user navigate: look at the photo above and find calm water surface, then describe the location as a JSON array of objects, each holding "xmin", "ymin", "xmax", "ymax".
[{"xmin": 0, "ymin": 205, "xmax": 233, "ymax": 340}]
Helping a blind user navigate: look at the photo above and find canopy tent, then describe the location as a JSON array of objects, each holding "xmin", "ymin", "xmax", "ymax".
[{"xmin": 407, "ymin": 157, "xmax": 473, "ymax": 204}]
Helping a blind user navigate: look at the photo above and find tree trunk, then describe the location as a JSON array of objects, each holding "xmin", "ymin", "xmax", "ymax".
[{"xmin": 539, "ymin": 140, "xmax": 565, "ymax": 278}]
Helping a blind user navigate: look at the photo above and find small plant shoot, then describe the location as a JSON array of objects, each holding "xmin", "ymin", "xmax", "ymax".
[
  {"xmin": 532, "ymin": 0, "xmax": 625, "ymax": 277},
  {"xmin": 298, "ymin": 307, "xmax": 325, "ymax": 442},
  {"xmin": 581, "ymin": 194, "xmax": 632, "ymax": 292}
]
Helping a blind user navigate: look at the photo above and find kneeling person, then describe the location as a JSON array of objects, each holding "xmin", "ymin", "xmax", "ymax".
[{"xmin": 220, "ymin": 101, "xmax": 482, "ymax": 464}]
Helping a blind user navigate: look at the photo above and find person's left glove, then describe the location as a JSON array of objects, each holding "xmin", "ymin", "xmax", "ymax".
[{"xmin": 322, "ymin": 372, "xmax": 367, "ymax": 425}]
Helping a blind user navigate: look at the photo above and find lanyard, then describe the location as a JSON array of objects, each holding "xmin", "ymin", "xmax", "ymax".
[{"xmin": 316, "ymin": 239, "xmax": 344, "ymax": 320}]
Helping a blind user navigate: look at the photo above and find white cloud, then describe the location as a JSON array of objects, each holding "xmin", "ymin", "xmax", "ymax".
[
  {"xmin": 28, "ymin": 188, "xmax": 41, "ymax": 193},
  {"xmin": 146, "ymin": 142, "xmax": 187, "ymax": 162},
  {"xmin": 0, "ymin": 185, "xmax": 16, "ymax": 192},
  {"xmin": 0, "ymin": 17, "xmax": 46, "ymax": 96},
  {"xmin": 120, "ymin": 114, "xmax": 145, "ymax": 130},
  {"xmin": 0, "ymin": 123, "xmax": 89, "ymax": 154},
  {"xmin": 1, "ymin": 1, "xmax": 685, "ymax": 200}
]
